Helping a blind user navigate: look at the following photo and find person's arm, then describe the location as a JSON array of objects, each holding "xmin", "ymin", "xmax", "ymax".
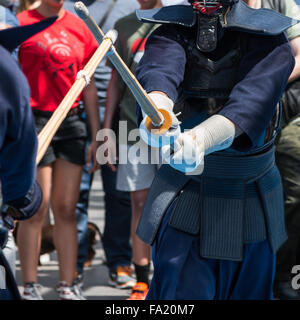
[
  {"xmin": 102, "ymin": 20, "xmax": 123, "ymax": 171},
  {"xmin": 101, "ymin": 68, "xmax": 122, "ymax": 172},
  {"xmin": 83, "ymin": 76, "xmax": 101, "ymax": 173},
  {"xmin": 136, "ymin": 28, "xmax": 294, "ymax": 175},
  {"xmin": 4, "ymin": 7, "xmax": 19, "ymax": 28},
  {"xmin": 0, "ymin": 49, "xmax": 36, "ymax": 202},
  {"xmin": 80, "ymin": 18, "xmax": 104, "ymax": 173},
  {"xmin": 218, "ymin": 33, "xmax": 295, "ymax": 150},
  {"xmin": 276, "ymin": 0, "xmax": 300, "ymax": 83},
  {"xmin": 146, "ymin": 91, "xmax": 236, "ymax": 174},
  {"xmin": 103, "ymin": 17, "xmax": 123, "ymax": 130},
  {"xmin": 288, "ymin": 37, "xmax": 300, "ymax": 83},
  {"xmin": 103, "ymin": 69, "xmax": 121, "ymax": 129},
  {"xmin": 0, "ymin": 47, "xmax": 42, "ymax": 220},
  {"xmin": 136, "ymin": 25, "xmax": 187, "ymax": 126}
]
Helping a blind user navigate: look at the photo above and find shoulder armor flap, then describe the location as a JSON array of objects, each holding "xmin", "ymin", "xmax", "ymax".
[
  {"xmin": 0, "ymin": 16, "xmax": 57, "ymax": 52},
  {"xmin": 136, "ymin": 5, "xmax": 196, "ymax": 27},
  {"xmin": 225, "ymin": 1, "xmax": 300, "ymax": 35}
]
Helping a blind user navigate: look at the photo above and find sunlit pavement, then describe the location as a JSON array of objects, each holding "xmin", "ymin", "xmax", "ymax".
[{"xmin": 15, "ymin": 173, "xmax": 141, "ymax": 300}]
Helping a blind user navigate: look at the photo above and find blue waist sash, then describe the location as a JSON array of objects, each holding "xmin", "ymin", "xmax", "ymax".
[
  {"xmin": 199, "ymin": 147, "xmax": 275, "ymax": 180},
  {"xmin": 137, "ymin": 147, "xmax": 287, "ymax": 261}
]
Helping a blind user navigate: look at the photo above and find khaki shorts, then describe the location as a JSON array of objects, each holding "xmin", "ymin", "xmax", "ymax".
[{"xmin": 116, "ymin": 143, "xmax": 161, "ymax": 192}]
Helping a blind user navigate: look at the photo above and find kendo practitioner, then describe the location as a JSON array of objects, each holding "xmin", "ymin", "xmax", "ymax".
[
  {"xmin": 0, "ymin": 18, "xmax": 55, "ymax": 299},
  {"xmin": 135, "ymin": 0, "xmax": 297, "ymax": 299}
]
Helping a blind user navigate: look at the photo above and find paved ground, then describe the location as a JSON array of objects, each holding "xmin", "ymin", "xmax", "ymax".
[{"xmin": 15, "ymin": 173, "xmax": 148, "ymax": 300}]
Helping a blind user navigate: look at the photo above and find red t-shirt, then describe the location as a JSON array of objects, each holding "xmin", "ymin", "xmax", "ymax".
[{"xmin": 17, "ymin": 9, "xmax": 98, "ymax": 112}]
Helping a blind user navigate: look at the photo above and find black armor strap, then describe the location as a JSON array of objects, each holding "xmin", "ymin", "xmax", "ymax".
[{"xmin": 196, "ymin": 14, "xmax": 219, "ymax": 52}]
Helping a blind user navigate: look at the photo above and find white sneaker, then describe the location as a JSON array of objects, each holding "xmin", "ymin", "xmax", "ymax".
[
  {"xmin": 72, "ymin": 283, "xmax": 86, "ymax": 300},
  {"xmin": 39, "ymin": 253, "xmax": 51, "ymax": 265},
  {"xmin": 22, "ymin": 283, "xmax": 43, "ymax": 300},
  {"xmin": 72, "ymin": 274, "xmax": 86, "ymax": 300},
  {"xmin": 57, "ymin": 281, "xmax": 81, "ymax": 300}
]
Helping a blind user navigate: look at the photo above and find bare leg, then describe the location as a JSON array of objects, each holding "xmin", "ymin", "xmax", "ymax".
[
  {"xmin": 130, "ymin": 189, "xmax": 151, "ymax": 266},
  {"xmin": 51, "ymin": 159, "xmax": 83, "ymax": 286},
  {"xmin": 17, "ymin": 165, "xmax": 52, "ymax": 284}
]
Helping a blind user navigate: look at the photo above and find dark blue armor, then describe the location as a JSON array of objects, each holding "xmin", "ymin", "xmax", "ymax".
[
  {"xmin": 135, "ymin": 1, "xmax": 296, "ymax": 263},
  {"xmin": 0, "ymin": 18, "xmax": 56, "ymax": 300},
  {"xmin": 136, "ymin": 1, "xmax": 298, "ymax": 35}
]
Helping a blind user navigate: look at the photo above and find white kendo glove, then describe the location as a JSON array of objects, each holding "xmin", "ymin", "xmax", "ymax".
[
  {"xmin": 139, "ymin": 92, "xmax": 181, "ymax": 147},
  {"xmin": 161, "ymin": 115, "xmax": 236, "ymax": 174}
]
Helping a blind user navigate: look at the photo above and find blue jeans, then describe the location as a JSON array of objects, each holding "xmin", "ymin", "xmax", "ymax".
[
  {"xmin": 101, "ymin": 164, "xmax": 132, "ymax": 271},
  {"xmin": 76, "ymin": 155, "xmax": 93, "ymax": 274},
  {"xmin": 76, "ymin": 146, "xmax": 132, "ymax": 273}
]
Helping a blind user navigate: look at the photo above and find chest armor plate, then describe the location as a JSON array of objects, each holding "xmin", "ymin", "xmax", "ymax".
[
  {"xmin": 183, "ymin": 43, "xmax": 240, "ymax": 99},
  {"xmin": 174, "ymin": 36, "xmax": 241, "ymax": 120}
]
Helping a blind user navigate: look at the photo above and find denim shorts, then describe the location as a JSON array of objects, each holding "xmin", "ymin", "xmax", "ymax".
[{"xmin": 34, "ymin": 111, "xmax": 88, "ymax": 167}]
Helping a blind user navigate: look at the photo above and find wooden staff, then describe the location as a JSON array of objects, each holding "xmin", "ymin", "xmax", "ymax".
[
  {"xmin": 36, "ymin": 29, "xmax": 117, "ymax": 164},
  {"xmin": 74, "ymin": 1, "xmax": 168, "ymax": 131}
]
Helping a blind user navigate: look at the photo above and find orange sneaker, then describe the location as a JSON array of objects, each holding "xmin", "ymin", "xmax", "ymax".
[
  {"xmin": 108, "ymin": 266, "xmax": 136, "ymax": 289},
  {"xmin": 126, "ymin": 282, "xmax": 149, "ymax": 300}
]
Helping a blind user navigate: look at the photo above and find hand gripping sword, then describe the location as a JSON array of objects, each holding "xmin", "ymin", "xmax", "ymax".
[
  {"xmin": 36, "ymin": 29, "xmax": 117, "ymax": 164},
  {"xmin": 74, "ymin": 1, "xmax": 176, "ymax": 145}
]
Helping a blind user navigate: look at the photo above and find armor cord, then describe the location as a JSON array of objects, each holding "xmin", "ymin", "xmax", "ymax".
[{"xmin": 192, "ymin": 1, "xmax": 221, "ymax": 14}]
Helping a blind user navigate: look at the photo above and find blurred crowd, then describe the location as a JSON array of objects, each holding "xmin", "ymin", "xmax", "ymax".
[{"xmin": 0, "ymin": 0, "xmax": 299, "ymax": 301}]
